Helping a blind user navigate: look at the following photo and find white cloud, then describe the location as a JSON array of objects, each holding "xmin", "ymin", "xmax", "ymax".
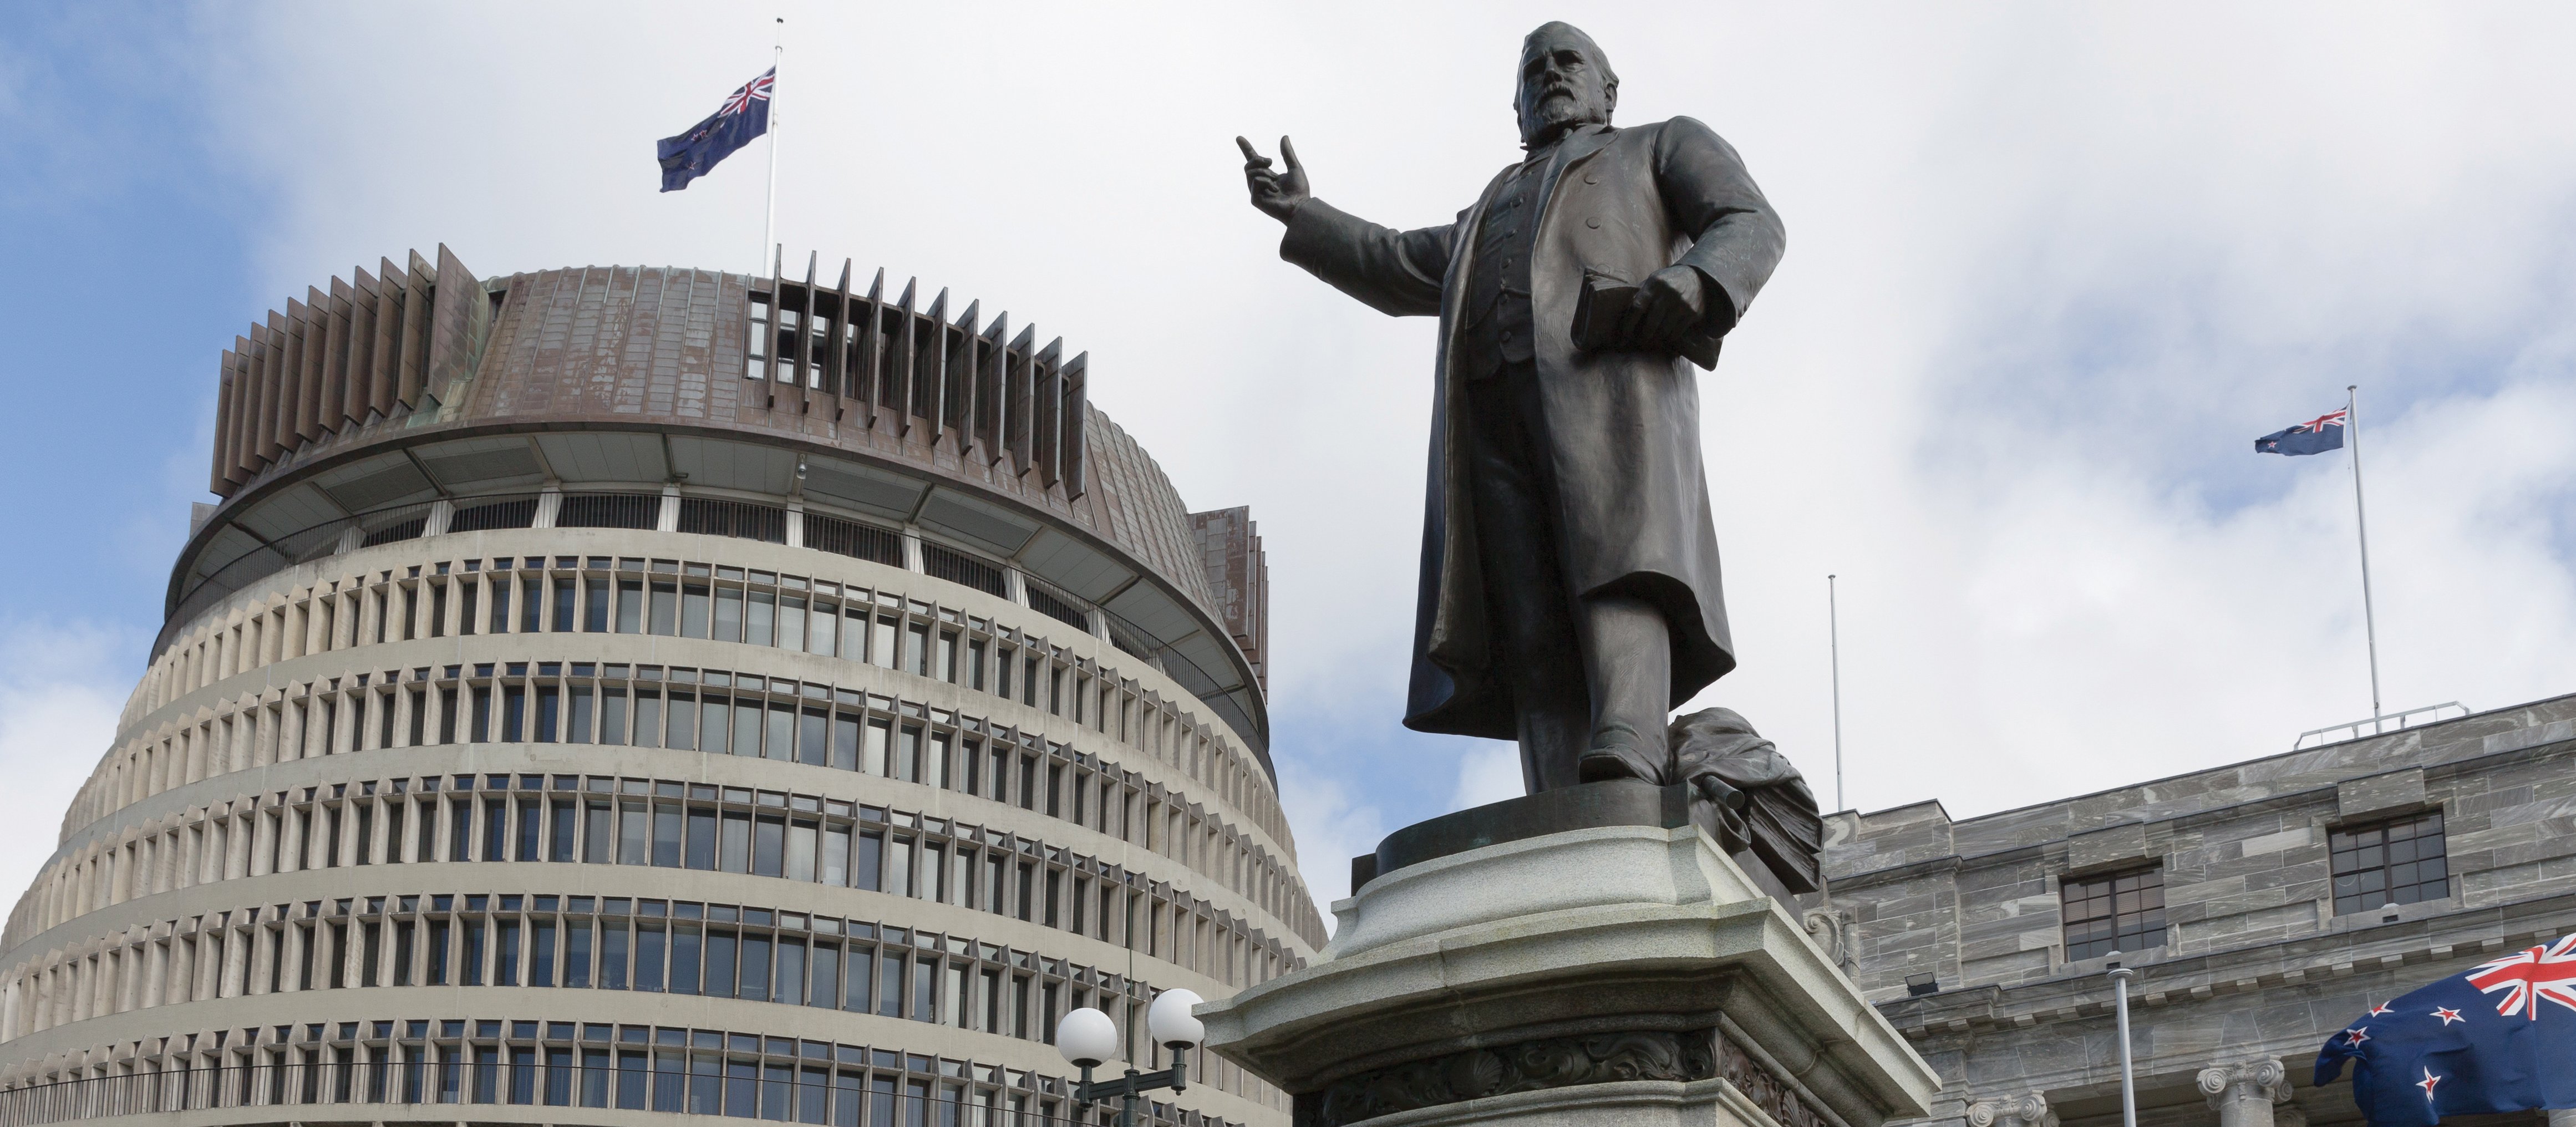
[
  {"xmin": 0, "ymin": 623, "xmax": 136, "ymax": 912},
  {"xmin": 1449, "ymin": 742, "xmax": 1523, "ymax": 815},
  {"xmin": 144, "ymin": 1, "xmax": 2576, "ymax": 931}
]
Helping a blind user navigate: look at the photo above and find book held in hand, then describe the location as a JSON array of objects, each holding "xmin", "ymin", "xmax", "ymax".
[{"xmin": 1571, "ymin": 270, "xmax": 1719, "ymax": 369}]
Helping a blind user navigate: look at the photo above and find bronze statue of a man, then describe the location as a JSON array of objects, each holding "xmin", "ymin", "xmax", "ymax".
[{"xmin": 1239, "ymin": 22, "xmax": 1786, "ymax": 795}]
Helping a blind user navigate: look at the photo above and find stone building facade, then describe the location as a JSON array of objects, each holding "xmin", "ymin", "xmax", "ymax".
[
  {"xmin": 1802, "ymin": 695, "xmax": 2576, "ymax": 1127},
  {"xmin": 0, "ymin": 248, "xmax": 1319, "ymax": 1127}
]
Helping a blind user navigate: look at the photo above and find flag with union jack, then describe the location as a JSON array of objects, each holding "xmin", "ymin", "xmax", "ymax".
[
  {"xmin": 2315, "ymin": 932, "xmax": 2576, "ymax": 1125},
  {"xmin": 2255, "ymin": 407, "xmax": 2347, "ymax": 456},
  {"xmin": 657, "ymin": 67, "xmax": 774, "ymax": 192}
]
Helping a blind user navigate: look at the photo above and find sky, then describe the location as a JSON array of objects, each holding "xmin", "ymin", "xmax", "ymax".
[{"xmin": 6, "ymin": 2, "xmax": 2576, "ymax": 920}]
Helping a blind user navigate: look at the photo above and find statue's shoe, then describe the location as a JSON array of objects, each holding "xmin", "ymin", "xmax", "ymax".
[{"xmin": 1576, "ymin": 720, "xmax": 1663, "ymax": 784}]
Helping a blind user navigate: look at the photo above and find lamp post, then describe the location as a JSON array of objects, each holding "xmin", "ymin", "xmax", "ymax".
[
  {"xmin": 2106, "ymin": 952, "xmax": 2137, "ymax": 1127},
  {"xmin": 1055, "ymin": 989, "xmax": 1207, "ymax": 1127}
]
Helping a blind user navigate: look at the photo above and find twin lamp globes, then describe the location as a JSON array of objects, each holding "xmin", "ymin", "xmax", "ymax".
[{"xmin": 1054, "ymin": 988, "xmax": 1207, "ymax": 1121}]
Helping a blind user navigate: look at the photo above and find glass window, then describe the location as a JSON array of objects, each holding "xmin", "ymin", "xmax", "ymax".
[
  {"xmin": 670, "ymin": 923, "xmax": 699, "ymax": 994},
  {"xmin": 725, "ymin": 697, "xmax": 765, "ymax": 757},
  {"xmin": 619, "ymin": 800, "xmax": 649, "ymax": 864},
  {"xmin": 704, "ymin": 696, "xmax": 734, "ymax": 755},
  {"xmin": 761, "ymin": 702, "xmax": 792, "ymax": 760},
  {"xmin": 602, "ymin": 919, "xmax": 629, "ymax": 988},
  {"xmin": 666, "ymin": 692, "xmax": 695, "ymax": 749},
  {"xmin": 748, "ymin": 590, "xmax": 776, "ymax": 647},
  {"xmin": 521, "ymin": 577, "xmax": 544, "ymax": 632},
  {"xmin": 705, "ymin": 929, "xmax": 738, "ymax": 998},
  {"xmin": 553, "ymin": 577, "xmax": 577, "ymax": 632},
  {"xmin": 2331, "ymin": 811, "xmax": 2449, "ymax": 914},
  {"xmin": 636, "ymin": 922, "xmax": 667, "ymax": 991},
  {"xmin": 831, "ymin": 713, "xmax": 859, "ymax": 770},
  {"xmin": 754, "ymin": 814, "xmax": 786, "ymax": 876},
  {"xmin": 714, "ymin": 588, "xmax": 744, "ymax": 642},
  {"xmin": 688, "ymin": 807, "xmax": 720, "ymax": 870},
  {"xmin": 779, "ymin": 596, "xmax": 806, "ymax": 651},
  {"xmin": 535, "ymin": 686, "xmax": 560, "ymax": 743},
  {"xmin": 742, "ymin": 932, "xmax": 775, "ymax": 1002},
  {"xmin": 565, "ymin": 920, "xmax": 592, "ymax": 987},
  {"xmin": 788, "ymin": 819, "xmax": 818, "ymax": 882},
  {"xmin": 599, "ymin": 688, "xmax": 627, "ymax": 744},
  {"xmin": 650, "ymin": 582, "xmax": 679, "ymax": 635},
  {"xmin": 530, "ymin": 919, "xmax": 556, "ymax": 986},
  {"xmin": 654, "ymin": 803, "xmax": 685, "ymax": 867},
  {"xmin": 722, "ymin": 811, "xmax": 753, "ymax": 872},
  {"xmin": 618, "ymin": 580, "xmax": 644, "ymax": 633},
  {"xmin": 2061, "ymin": 866, "xmax": 2167, "ymax": 961},
  {"xmin": 682, "ymin": 585, "xmax": 711, "ymax": 637},
  {"xmin": 586, "ymin": 578, "xmax": 611, "ymax": 632}
]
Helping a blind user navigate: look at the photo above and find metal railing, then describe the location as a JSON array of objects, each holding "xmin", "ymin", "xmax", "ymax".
[
  {"xmin": 0, "ymin": 1062, "xmax": 1181, "ymax": 1127},
  {"xmin": 2292, "ymin": 702, "xmax": 2470, "ymax": 749}
]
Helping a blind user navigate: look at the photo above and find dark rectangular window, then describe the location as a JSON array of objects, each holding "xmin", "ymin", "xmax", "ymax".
[
  {"xmin": 2061, "ymin": 866, "xmax": 2166, "ymax": 961},
  {"xmin": 586, "ymin": 578, "xmax": 612, "ymax": 632},
  {"xmin": 553, "ymin": 577, "xmax": 577, "ymax": 632},
  {"xmin": 2332, "ymin": 810, "xmax": 2448, "ymax": 914}
]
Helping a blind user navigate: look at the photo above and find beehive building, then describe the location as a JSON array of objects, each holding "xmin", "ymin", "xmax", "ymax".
[{"xmin": 0, "ymin": 246, "xmax": 1320, "ymax": 1127}]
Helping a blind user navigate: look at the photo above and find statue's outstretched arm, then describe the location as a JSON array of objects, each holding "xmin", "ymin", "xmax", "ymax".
[{"xmin": 1241, "ymin": 135, "xmax": 1452, "ymax": 318}]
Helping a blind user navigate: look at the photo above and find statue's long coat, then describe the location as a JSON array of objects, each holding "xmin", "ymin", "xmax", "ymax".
[{"xmin": 1279, "ymin": 118, "xmax": 1785, "ymax": 739}]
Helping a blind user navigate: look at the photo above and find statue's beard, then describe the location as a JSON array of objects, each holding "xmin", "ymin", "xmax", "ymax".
[{"xmin": 1521, "ymin": 88, "xmax": 1607, "ymax": 146}]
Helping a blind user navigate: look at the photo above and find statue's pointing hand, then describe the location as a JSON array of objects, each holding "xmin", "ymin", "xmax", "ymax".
[{"xmin": 1236, "ymin": 135, "xmax": 1310, "ymax": 226}]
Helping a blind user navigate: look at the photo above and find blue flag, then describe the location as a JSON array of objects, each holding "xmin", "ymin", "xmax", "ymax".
[
  {"xmin": 2255, "ymin": 408, "xmax": 2347, "ymax": 456},
  {"xmin": 2314, "ymin": 932, "xmax": 2576, "ymax": 1126},
  {"xmin": 657, "ymin": 68, "xmax": 773, "ymax": 192}
]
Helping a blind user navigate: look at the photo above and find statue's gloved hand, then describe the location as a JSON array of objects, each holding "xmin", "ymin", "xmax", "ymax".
[
  {"xmin": 1619, "ymin": 265, "xmax": 1712, "ymax": 354},
  {"xmin": 1236, "ymin": 135, "xmax": 1311, "ymax": 225}
]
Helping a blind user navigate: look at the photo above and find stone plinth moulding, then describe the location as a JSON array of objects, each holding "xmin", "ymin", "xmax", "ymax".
[{"xmin": 1198, "ymin": 806, "xmax": 1938, "ymax": 1127}]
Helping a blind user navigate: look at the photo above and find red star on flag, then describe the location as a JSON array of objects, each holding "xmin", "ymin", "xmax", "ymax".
[
  {"xmin": 2431, "ymin": 1007, "xmax": 2463, "ymax": 1025},
  {"xmin": 2345, "ymin": 1027, "xmax": 2370, "ymax": 1046},
  {"xmin": 2417, "ymin": 1068, "xmax": 2442, "ymax": 1100},
  {"xmin": 2371, "ymin": 1001, "xmax": 2395, "ymax": 1016}
]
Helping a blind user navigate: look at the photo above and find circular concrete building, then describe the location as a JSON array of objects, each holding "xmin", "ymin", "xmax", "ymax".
[{"xmin": 0, "ymin": 246, "xmax": 1320, "ymax": 1127}]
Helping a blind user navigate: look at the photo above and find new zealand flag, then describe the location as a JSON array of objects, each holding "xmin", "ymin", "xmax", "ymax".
[
  {"xmin": 2255, "ymin": 408, "xmax": 2346, "ymax": 456},
  {"xmin": 2314, "ymin": 932, "xmax": 2576, "ymax": 1126},
  {"xmin": 657, "ymin": 68, "xmax": 773, "ymax": 192}
]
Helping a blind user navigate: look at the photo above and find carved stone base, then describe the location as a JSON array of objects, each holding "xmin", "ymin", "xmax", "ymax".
[{"xmin": 1198, "ymin": 823, "xmax": 1938, "ymax": 1127}]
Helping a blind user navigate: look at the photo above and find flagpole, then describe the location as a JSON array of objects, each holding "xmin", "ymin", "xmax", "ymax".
[
  {"xmin": 2348, "ymin": 384, "xmax": 2384, "ymax": 732},
  {"xmin": 761, "ymin": 17, "xmax": 783, "ymax": 275},
  {"xmin": 1828, "ymin": 573, "xmax": 1845, "ymax": 812}
]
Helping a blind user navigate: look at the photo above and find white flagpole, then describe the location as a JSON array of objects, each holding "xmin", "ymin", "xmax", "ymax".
[
  {"xmin": 1828, "ymin": 573, "xmax": 1845, "ymax": 811},
  {"xmin": 2348, "ymin": 384, "xmax": 2384, "ymax": 730},
  {"xmin": 761, "ymin": 17, "xmax": 783, "ymax": 275}
]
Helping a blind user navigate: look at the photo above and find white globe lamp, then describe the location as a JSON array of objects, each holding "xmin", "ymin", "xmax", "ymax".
[
  {"xmin": 1147, "ymin": 988, "xmax": 1206, "ymax": 1053},
  {"xmin": 1055, "ymin": 1006, "xmax": 1120, "ymax": 1070}
]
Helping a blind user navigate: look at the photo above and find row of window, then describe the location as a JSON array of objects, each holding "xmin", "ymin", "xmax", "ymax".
[
  {"xmin": 69, "ymin": 658, "xmax": 1308, "ymax": 950},
  {"xmin": 32, "ymin": 682, "xmax": 1304, "ymax": 957},
  {"xmin": 13, "ymin": 771, "xmax": 1289, "ymax": 1027},
  {"xmin": 16, "ymin": 887, "xmax": 1259, "ymax": 1104},
  {"xmin": 129, "ymin": 550, "xmax": 1286, "ymax": 870},
  {"xmin": 4, "ymin": 1015, "xmax": 1258, "ymax": 1127},
  {"xmin": 2055, "ymin": 810, "xmax": 2451, "ymax": 963}
]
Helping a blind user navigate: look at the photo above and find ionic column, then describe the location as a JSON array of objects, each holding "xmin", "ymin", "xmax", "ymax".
[
  {"xmin": 2197, "ymin": 1059, "xmax": 2289, "ymax": 1127},
  {"xmin": 1968, "ymin": 1092, "xmax": 2055, "ymax": 1127}
]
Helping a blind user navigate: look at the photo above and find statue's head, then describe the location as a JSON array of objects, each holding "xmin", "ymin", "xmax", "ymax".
[{"xmin": 1514, "ymin": 22, "xmax": 1618, "ymax": 149}]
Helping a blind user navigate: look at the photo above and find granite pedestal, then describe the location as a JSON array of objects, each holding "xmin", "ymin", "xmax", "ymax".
[{"xmin": 1200, "ymin": 781, "xmax": 1939, "ymax": 1127}]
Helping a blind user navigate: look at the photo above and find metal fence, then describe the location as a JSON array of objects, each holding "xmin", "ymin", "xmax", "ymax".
[{"xmin": 0, "ymin": 1062, "xmax": 1145, "ymax": 1127}]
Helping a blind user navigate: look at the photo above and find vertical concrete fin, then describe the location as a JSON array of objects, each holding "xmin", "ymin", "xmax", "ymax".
[
  {"xmin": 422, "ymin": 244, "xmax": 490, "ymax": 413},
  {"xmin": 1061, "ymin": 351, "xmax": 1089, "ymax": 500}
]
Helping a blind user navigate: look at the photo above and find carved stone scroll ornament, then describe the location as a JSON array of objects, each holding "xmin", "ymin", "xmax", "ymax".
[
  {"xmin": 1968, "ymin": 1092, "xmax": 2056, "ymax": 1127},
  {"xmin": 2197, "ymin": 1060, "xmax": 2290, "ymax": 1127}
]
